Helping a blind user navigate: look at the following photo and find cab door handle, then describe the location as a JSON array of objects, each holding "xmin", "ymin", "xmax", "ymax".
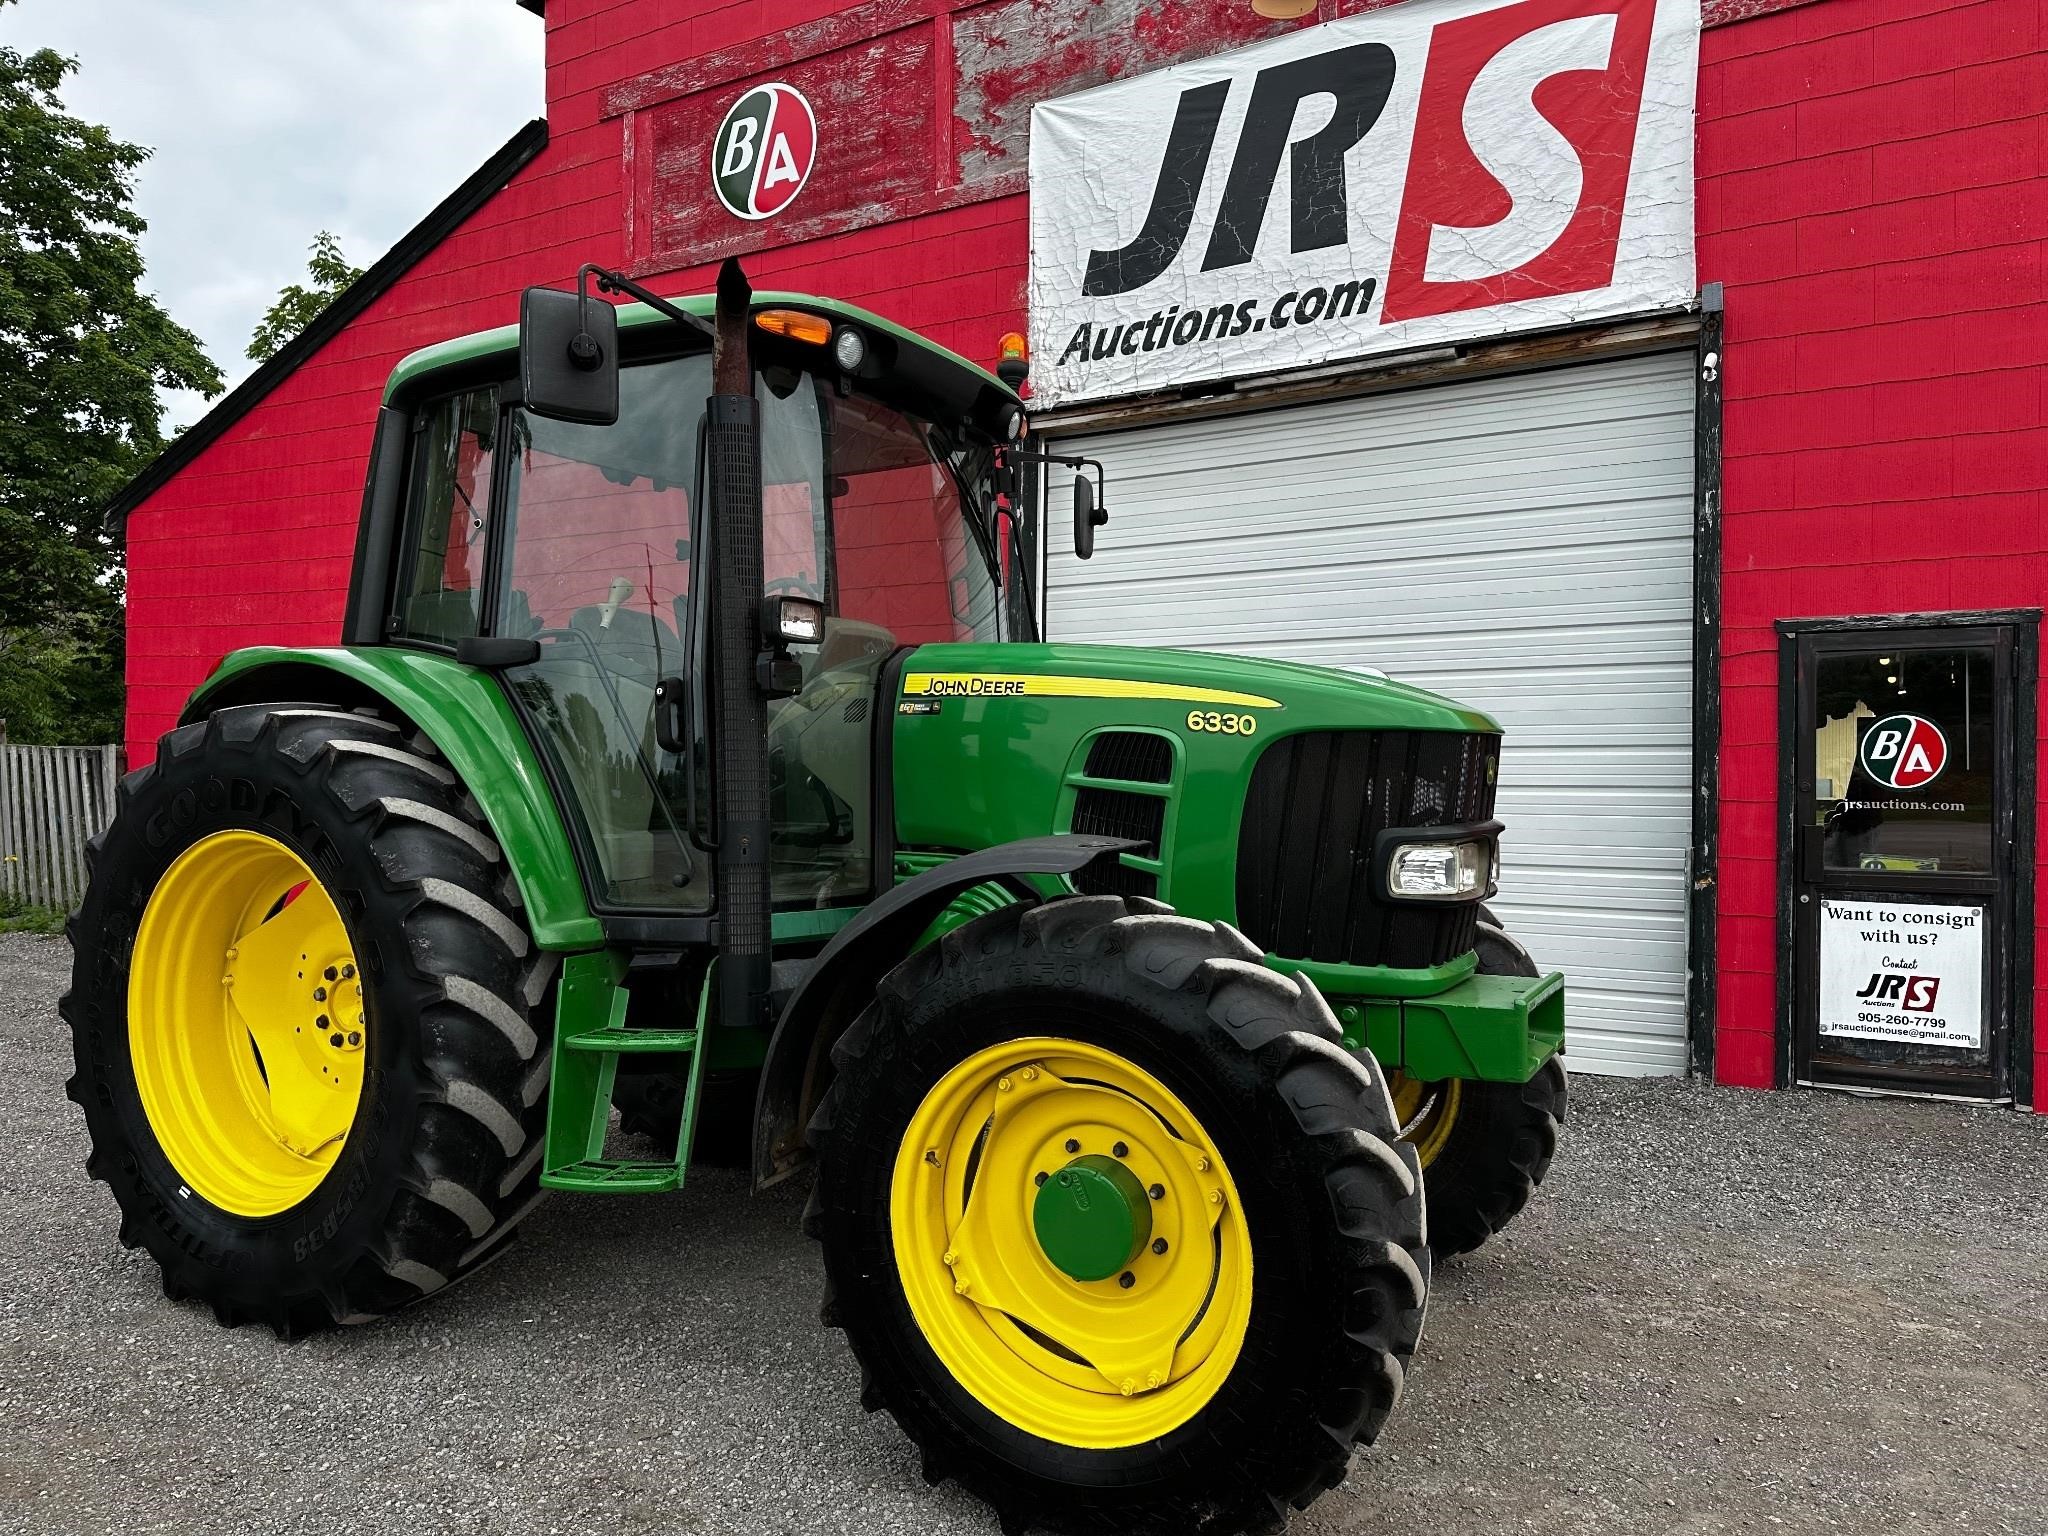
[{"xmin": 654, "ymin": 677, "xmax": 690, "ymax": 755}]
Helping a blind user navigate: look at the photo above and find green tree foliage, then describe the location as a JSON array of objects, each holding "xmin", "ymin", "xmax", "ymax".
[
  {"xmin": 247, "ymin": 230, "xmax": 363, "ymax": 362},
  {"xmin": 0, "ymin": 3, "xmax": 222, "ymax": 744}
]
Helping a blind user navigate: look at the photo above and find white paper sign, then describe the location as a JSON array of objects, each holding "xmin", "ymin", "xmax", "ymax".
[
  {"xmin": 1027, "ymin": 0, "xmax": 1698, "ymax": 407},
  {"xmin": 1819, "ymin": 900, "xmax": 1984, "ymax": 1049}
]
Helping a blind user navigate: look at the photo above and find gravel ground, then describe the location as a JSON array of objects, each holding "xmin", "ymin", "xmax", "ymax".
[{"xmin": 4, "ymin": 928, "xmax": 2045, "ymax": 1536}]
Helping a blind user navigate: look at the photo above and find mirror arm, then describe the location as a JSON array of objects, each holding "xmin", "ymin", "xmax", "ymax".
[
  {"xmin": 579, "ymin": 263, "xmax": 717, "ymax": 344},
  {"xmin": 1003, "ymin": 446, "xmax": 1107, "ymax": 518}
]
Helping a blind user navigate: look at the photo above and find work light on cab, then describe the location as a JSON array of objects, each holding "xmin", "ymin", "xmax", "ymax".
[{"xmin": 762, "ymin": 593, "xmax": 824, "ymax": 646}]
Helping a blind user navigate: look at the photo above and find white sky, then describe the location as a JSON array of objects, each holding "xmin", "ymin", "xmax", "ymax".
[{"xmin": 9, "ymin": 0, "xmax": 545, "ymax": 430}]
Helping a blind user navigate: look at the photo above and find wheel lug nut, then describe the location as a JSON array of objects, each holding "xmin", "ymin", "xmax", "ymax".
[
  {"xmin": 324, "ymin": 966, "xmax": 338, "ymax": 982},
  {"xmin": 329, "ymin": 1033, "xmax": 345, "ymax": 1048},
  {"xmin": 1064, "ymin": 1138, "xmax": 1081, "ymax": 1154},
  {"xmin": 1148, "ymin": 1183, "xmax": 1165, "ymax": 1201},
  {"xmin": 1034, "ymin": 1171, "xmax": 1048, "ymax": 1187},
  {"xmin": 313, "ymin": 986, "xmax": 327, "ymax": 1002},
  {"xmin": 341, "ymin": 964, "xmax": 355, "ymax": 979},
  {"xmin": 997, "ymin": 1077, "xmax": 1013, "ymax": 1093},
  {"xmin": 1152, "ymin": 1238, "xmax": 1168, "ymax": 1255},
  {"xmin": 347, "ymin": 1031, "xmax": 362, "ymax": 1047},
  {"xmin": 1117, "ymin": 1272, "xmax": 1134, "ymax": 1289},
  {"xmin": 316, "ymin": 1015, "xmax": 329, "ymax": 1029},
  {"xmin": 1112, "ymin": 1141, "xmax": 1129, "ymax": 1158}
]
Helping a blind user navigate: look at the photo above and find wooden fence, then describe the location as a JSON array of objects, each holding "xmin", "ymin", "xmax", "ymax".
[{"xmin": 0, "ymin": 744, "xmax": 122, "ymax": 911}]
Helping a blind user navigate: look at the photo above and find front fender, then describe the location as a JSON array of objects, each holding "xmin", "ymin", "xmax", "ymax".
[
  {"xmin": 184, "ymin": 645, "xmax": 602, "ymax": 951},
  {"xmin": 750, "ymin": 834, "xmax": 1137, "ymax": 1190}
]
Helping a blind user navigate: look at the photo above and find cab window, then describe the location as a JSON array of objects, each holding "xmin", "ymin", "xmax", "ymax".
[{"xmin": 396, "ymin": 387, "xmax": 499, "ymax": 643}]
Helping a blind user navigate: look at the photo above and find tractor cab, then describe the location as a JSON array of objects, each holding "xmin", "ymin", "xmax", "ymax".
[{"xmin": 370, "ymin": 277, "xmax": 1034, "ymax": 918}]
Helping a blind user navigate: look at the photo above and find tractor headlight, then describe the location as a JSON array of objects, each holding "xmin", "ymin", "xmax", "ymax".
[
  {"xmin": 1385, "ymin": 839, "xmax": 1491, "ymax": 901},
  {"xmin": 761, "ymin": 594, "xmax": 825, "ymax": 646}
]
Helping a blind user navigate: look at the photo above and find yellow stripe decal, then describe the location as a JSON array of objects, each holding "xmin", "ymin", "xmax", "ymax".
[{"xmin": 901, "ymin": 673, "xmax": 1281, "ymax": 709}]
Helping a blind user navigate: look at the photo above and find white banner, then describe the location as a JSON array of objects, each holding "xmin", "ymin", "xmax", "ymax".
[
  {"xmin": 1819, "ymin": 900, "xmax": 1984, "ymax": 1050},
  {"xmin": 1027, "ymin": 0, "xmax": 1698, "ymax": 407}
]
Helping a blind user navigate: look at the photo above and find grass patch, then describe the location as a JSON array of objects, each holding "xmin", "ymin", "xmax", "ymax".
[{"xmin": 0, "ymin": 891, "xmax": 66, "ymax": 935}]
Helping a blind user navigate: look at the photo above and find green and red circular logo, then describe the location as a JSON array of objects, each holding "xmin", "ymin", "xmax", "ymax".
[
  {"xmin": 711, "ymin": 83, "xmax": 817, "ymax": 221},
  {"xmin": 1859, "ymin": 713, "xmax": 1949, "ymax": 789}
]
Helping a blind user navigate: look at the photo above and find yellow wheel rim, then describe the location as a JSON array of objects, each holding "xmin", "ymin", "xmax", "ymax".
[
  {"xmin": 129, "ymin": 830, "xmax": 368, "ymax": 1218},
  {"xmin": 891, "ymin": 1036, "xmax": 1253, "ymax": 1449},
  {"xmin": 1389, "ymin": 1072, "xmax": 1462, "ymax": 1169}
]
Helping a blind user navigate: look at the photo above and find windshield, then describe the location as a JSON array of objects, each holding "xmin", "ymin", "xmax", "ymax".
[
  {"xmin": 757, "ymin": 359, "xmax": 1001, "ymax": 644},
  {"xmin": 491, "ymin": 348, "xmax": 1003, "ymax": 911}
]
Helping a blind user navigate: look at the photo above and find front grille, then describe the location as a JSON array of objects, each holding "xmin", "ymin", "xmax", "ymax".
[
  {"xmin": 1070, "ymin": 785, "xmax": 1163, "ymax": 899},
  {"xmin": 1235, "ymin": 730, "xmax": 1499, "ymax": 969}
]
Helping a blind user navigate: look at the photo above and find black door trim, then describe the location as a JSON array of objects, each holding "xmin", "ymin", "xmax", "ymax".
[{"xmin": 1686, "ymin": 286, "xmax": 1724, "ymax": 1075}]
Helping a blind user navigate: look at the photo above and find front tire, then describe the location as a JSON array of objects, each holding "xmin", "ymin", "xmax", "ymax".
[
  {"xmin": 62, "ymin": 704, "xmax": 555, "ymax": 1334},
  {"xmin": 809, "ymin": 896, "xmax": 1429, "ymax": 1535},
  {"xmin": 1391, "ymin": 920, "xmax": 1567, "ymax": 1259}
]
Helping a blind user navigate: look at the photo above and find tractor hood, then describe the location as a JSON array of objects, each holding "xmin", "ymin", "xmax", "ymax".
[{"xmin": 889, "ymin": 640, "xmax": 1503, "ymax": 955}]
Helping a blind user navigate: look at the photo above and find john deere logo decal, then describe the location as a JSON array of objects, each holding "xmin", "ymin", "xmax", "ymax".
[
  {"xmin": 1859, "ymin": 714, "xmax": 1949, "ymax": 790},
  {"xmin": 712, "ymin": 84, "xmax": 816, "ymax": 221}
]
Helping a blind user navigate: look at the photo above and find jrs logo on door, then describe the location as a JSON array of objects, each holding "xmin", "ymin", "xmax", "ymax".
[{"xmin": 1027, "ymin": 0, "xmax": 1698, "ymax": 407}]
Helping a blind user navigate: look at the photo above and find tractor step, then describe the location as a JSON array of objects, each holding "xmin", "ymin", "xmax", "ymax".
[
  {"xmin": 539, "ymin": 1158, "xmax": 682, "ymax": 1194},
  {"xmin": 562, "ymin": 1027, "xmax": 699, "ymax": 1055},
  {"xmin": 542, "ymin": 953, "xmax": 716, "ymax": 1195}
]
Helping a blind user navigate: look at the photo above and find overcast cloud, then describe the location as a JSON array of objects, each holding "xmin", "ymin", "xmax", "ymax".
[{"xmin": 9, "ymin": 0, "xmax": 544, "ymax": 429}]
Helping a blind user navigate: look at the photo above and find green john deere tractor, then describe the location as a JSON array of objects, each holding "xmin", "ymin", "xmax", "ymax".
[{"xmin": 65, "ymin": 259, "xmax": 1566, "ymax": 1534}]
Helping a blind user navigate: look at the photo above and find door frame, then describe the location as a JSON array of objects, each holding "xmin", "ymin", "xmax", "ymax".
[{"xmin": 1774, "ymin": 608, "xmax": 2040, "ymax": 1104}]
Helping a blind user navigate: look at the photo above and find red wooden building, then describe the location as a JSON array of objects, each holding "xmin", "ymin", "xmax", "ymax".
[{"xmin": 112, "ymin": 0, "xmax": 2048, "ymax": 1107}]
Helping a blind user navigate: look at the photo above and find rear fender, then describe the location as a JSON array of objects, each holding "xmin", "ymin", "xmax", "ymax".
[
  {"xmin": 182, "ymin": 646, "xmax": 603, "ymax": 950},
  {"xmin": 750, "ymin": 834, "xmax": 1137, "ymax": 1190}
]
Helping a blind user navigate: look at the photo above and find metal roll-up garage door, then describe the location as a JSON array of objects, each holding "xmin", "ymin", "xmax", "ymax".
[{"xmin": 1044, "ymin": 350, "xmax": 1697, "ymax": 1076}]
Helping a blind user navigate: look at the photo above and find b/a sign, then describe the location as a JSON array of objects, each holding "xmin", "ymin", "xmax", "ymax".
[{"xmin": 1027, "ymin": 0, "xmax": 1698, "ymax": 408}]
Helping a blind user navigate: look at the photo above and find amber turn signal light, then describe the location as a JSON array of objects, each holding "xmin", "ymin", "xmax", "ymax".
[{"xmin": 754, "ymin": 309, "xmax": 833, "ymax": 344}]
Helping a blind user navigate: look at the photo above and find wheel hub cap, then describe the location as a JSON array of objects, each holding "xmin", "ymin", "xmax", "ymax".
[{"xmin": 1032, "ymin": 1154, "xmax": 1151, "ymax": 1283}]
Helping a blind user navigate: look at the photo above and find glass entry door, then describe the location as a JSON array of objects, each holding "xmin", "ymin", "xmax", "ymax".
[{"xmin": 1786, "ymin": 621, "xmax": 2028, "ymax": 1101}]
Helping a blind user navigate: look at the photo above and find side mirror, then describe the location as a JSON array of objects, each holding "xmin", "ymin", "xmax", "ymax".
[
  {"xmin": 1073, "ymin": 475, "xmax": 1108, "ymax": 560},
  {"xmin": 520, "ymin": 285, "xmax": 618, "ymax": 425}
]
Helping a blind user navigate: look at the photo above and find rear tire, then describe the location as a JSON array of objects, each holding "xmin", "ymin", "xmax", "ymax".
[
  {"xmin": 62, "ymin": 704, "xmax": 555, "ymax": 1334},
  {"xmin": 1397, "ymin": 920, "xmax": 1567, "ymax": 1259},
  {"xmin": 809, "ymin": 895, "xmax": 1429, "ymax": 1535}
]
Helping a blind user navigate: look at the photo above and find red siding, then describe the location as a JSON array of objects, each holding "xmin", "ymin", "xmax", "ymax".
[{"xmin": 1699, "ymin": 0, "xmax": 2048, "ymax": 1092}]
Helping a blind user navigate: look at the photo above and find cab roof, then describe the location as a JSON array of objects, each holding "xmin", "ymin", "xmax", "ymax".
[{"xmin": 383, "ymin": 291, "xmax": 1018, "ymax": 412}]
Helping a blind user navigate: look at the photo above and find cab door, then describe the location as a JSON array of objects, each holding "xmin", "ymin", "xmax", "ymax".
[{"xmin": 1784, "ymin": 619, "xmax": 2034, "ymax": 1102}]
